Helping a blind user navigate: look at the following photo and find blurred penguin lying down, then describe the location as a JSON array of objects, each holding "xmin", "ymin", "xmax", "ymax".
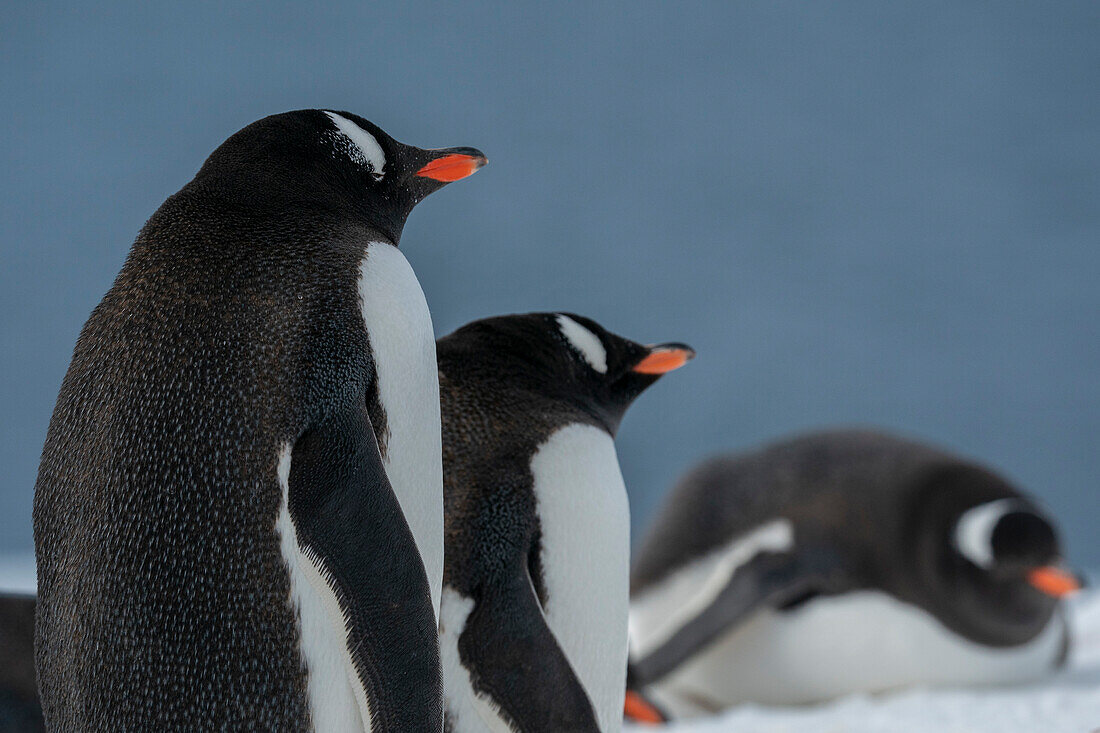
[{"xmin": 625, "ymin": 429, "xmax": 1082, "ymax": 723}]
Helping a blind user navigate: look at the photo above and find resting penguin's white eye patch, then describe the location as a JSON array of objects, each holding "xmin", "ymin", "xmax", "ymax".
[
  {"xmin": 954, "ymin": 498, "xmax": 1022, "ymax": 568},
  {"xmin": 323, "ymin": 111, "xmax": 386, "ymax": 180},
  {"xmin": 556, "ymin": 315, "xmax": 608, "ymax": 374}
]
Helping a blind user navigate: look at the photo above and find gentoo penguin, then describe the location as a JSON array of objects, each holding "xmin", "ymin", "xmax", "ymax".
[
  {"xmin": 626, "ymin": 429, "xmax": 1082, "ymax": 720},
  {"xmin": 436, "ymin": 313, "xmax": 694, "ymax": 732},
  {"xmin": 0, "ymin": 594, "xmax": 42, "ymax": 733},
  {"xmin": 32, "ymin": 110, "xmax": 485, "ymax": 730}
]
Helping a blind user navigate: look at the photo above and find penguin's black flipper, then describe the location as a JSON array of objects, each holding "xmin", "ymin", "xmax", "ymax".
[
  {"xmin": 459, "ymin": 562, "xmax": 601, "ymax": 733},
  {"xmin": 630, "ymin": 544, "xmax": 846, "ymax": 686},
  {"xmin": 288, "ymin": 402, "xmax": 443, "ymax": 729}
]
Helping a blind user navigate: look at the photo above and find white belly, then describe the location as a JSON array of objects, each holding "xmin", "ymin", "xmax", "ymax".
[
  {"xmin": 648, "ymin": 590, "xmax": 1067, "ymax": 716},
  {"xmin": 531, "ymin": 423, "xmax": 631, "ymax": 733},
  {"xmin": 358, "ymin": 242, "xmax": 444, "ymax": 617}
]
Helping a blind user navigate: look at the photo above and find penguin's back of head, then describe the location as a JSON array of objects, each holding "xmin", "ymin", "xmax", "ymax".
[{"xmin": 438, "ymin": 312, "xmax": 694, "ymax": 443}]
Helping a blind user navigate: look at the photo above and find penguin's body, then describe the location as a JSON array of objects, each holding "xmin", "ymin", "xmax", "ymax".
[
  {"xmin": 627, "ymin": 429, "xmax": 1080, "ymax": 718},
  {"xmin": 33, "ymin": 110, "xmax": 485, "ymax": 730},
  {"xmin": 436, "ymin": 313, "xmax": 693, "ymax": 732}
]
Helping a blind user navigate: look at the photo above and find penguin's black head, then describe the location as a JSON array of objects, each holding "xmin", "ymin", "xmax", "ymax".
[
  {"xmin": 907, "ymin": 464, "xmax": 1081, "ymax": 646},
  {"xmin": 193, "ymin": 109, "xmax": 486, "ymax": 244},
  {"xmin": 439, "ymin": 312, "xmax": 694, "ymax": 435}
]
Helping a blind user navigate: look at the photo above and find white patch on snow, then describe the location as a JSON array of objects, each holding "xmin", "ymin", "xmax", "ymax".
[
  {"xmin": 629, "ymin": 519, "xmax": 794, "ymax": 659},
  {"xmin": 557, "ymin": 314, "xmax": 609, "ymax": 373},
  {"xmin": 531, "ymin": 423, "xmax": 630, "ymax": 732},
  {"xmin": 325, "ymin": 111, "xmax": 387, "ymax": 179},
  {"xmin": 954, "ymin": 498, "xmax": 1022, "ymax": 568},
  {"xmin": 439, "ymin": 586, "xmax": 519, "ymax": 733},
  {"xmin": 275, "ymin": 444, "xmax": 372, "ymax": 732},
  {"xmin": 359, "ymin": 241, "xmax": 444, "ymax": 618}
]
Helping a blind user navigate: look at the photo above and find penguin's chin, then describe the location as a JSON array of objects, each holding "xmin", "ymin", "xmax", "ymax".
[
  {"xmin": 578, "ymin": 402, "xmax": 621, "ymax": 438},
  {"xmin": 610, "ymin": 370, "xmax": 662, "ymax": 404}
]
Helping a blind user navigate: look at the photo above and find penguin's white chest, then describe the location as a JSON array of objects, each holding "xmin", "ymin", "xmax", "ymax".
[
  {"xmin": 530, "ymin": 423, "xmax": 631, "ymax": 733},
  {"xmin": 649, "ymin": 590, "xmax": 1067, "ymax": 715},
  {"xmin": 358, "ymin": 241, "xmax": 444, "ymax": 617}
]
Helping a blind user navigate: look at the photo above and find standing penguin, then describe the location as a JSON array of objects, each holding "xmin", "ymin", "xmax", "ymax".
[
  {"xmin": 626, "ymin": 429, "xmax": 1082, "ymax": 720},
  {"xmin": 33, "ymin": 110, "xmax": 485, "ymax": 730},
  {"xmin": 436, "ymin": 313, "xmax": 694, "ymax": 732}
]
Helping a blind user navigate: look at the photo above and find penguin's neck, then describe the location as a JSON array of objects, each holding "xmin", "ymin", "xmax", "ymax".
[{"xmin": 358, "ymin": 241, "xmax": 444, "ymax": 617}]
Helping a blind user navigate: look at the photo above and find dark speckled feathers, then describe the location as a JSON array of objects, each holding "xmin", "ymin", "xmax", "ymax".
[
  {"xmin": 34, "ymin": 199, "xmax": 362, "ymax": 729},
  {"xmin": 33, "ymin": 110, "xmax": 484, "ymax": 731}
]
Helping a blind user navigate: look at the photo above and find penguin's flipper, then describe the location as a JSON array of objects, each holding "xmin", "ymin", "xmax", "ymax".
[
  {"xmin": 460, "ymin": 562, "xmax": 602, "ymax": 733},
  {"xmin": 629, "ymin": 539, "xmax": 845, "ymax": 686},
  {"xmin": 288, "ymin": 402, "xmax": 442, "ymax": 728}
]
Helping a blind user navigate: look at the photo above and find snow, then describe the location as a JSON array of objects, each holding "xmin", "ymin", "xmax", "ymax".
[
  {"xmin": 628, "ymin": 588, "xmax": 1100, "ymax": 733},
  {"xmin": 3, "ymin": 555, "xmax": 1096, "ymax": 732}
]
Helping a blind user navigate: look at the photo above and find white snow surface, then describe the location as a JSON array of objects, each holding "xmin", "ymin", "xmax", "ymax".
[
  {"xmin": 628, "ymin": 587, "xmax": 1100, "ymax": 733},
  {"xmin": 2, "ymin": 555, "xmax": 1096, "ymax": 732}
]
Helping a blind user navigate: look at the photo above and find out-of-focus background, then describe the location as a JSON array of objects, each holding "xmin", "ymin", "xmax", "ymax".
[{"xmin": 2, "ymin": 2, "xmax": 1097, "ymax": 566}]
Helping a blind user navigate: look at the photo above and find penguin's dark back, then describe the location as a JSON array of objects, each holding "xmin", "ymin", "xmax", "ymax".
[
  {"xmin": 631, "ymin": 429, "xmax": 996, "ymax": 594},
  {"xmin": 32, "ymin": 181, "xmax": 373, "ymax": 729}
]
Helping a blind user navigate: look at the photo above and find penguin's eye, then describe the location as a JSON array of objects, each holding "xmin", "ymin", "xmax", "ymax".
[
  {"xmin": 323, "ymin": 111, "xmax": 386, "ymax": 181},
  {"xmin": 555, "ymin": 315, "xmax": 608, "ymax": 374},
  {"xmin": 953, "ymin": 498, "xmax": 1022, "ymax": 568}
]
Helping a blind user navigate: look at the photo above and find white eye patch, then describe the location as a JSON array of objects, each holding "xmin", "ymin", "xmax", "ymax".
[
  {"xmin": 324, "ymin": 111, "xmax": 386, "ymax": 180},
  {"xmin": 954, "ymin": 498, "xmax": 1023, "ymax": 568},
  {"xmin": 556, "ymin": 315, "xmax": 608, "ymax": 373}
]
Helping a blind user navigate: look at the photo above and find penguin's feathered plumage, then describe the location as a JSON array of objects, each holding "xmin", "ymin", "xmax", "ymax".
[
  {"xmin": 437, "ymin": 313, "xmax": 692, "ymax": 733},
  {"xmin": 33, "ymin": 109, "xmax": 485, "ymax": 730},
  {"xmin": 627, "ymin": 429, "xmax": 1080, "ymax": 718}
]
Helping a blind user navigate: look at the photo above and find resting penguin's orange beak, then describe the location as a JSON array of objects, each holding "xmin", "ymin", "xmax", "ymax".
[
  {"xmin": 624, "ymin": 690, "xmax": 664, "ymax": 724},
  {"xmin": 1027, "ymin": 566, "xmax": 1082, "ymax": 597},
  {"xmin": 415, "ymin": 151, "xmax": 488, "ymax": 182},
  {"xmin": 632, "ymin": 344, "xmax": 696, "ymax": 375}
]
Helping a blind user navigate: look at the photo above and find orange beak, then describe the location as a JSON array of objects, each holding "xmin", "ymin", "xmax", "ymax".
[
  {"xmin": 624, "ymin": 690, "xmax": 664, "ymax": 725},
  {"xmin": 1027, "ymin": 566, "xmax": 1082, "ymax": 597},
  {"xmin": 632, "ymin": 344, "xmax": 695, "ymax": 375},
  {"xmin": 415, "ymin": 152, "xmax": 487, "ymax": 182}
]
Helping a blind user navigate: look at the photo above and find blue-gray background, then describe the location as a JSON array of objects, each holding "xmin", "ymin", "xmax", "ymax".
[{"xmin": 2, "ymin": 3, "xmax": 1098, "ymax": 564}]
